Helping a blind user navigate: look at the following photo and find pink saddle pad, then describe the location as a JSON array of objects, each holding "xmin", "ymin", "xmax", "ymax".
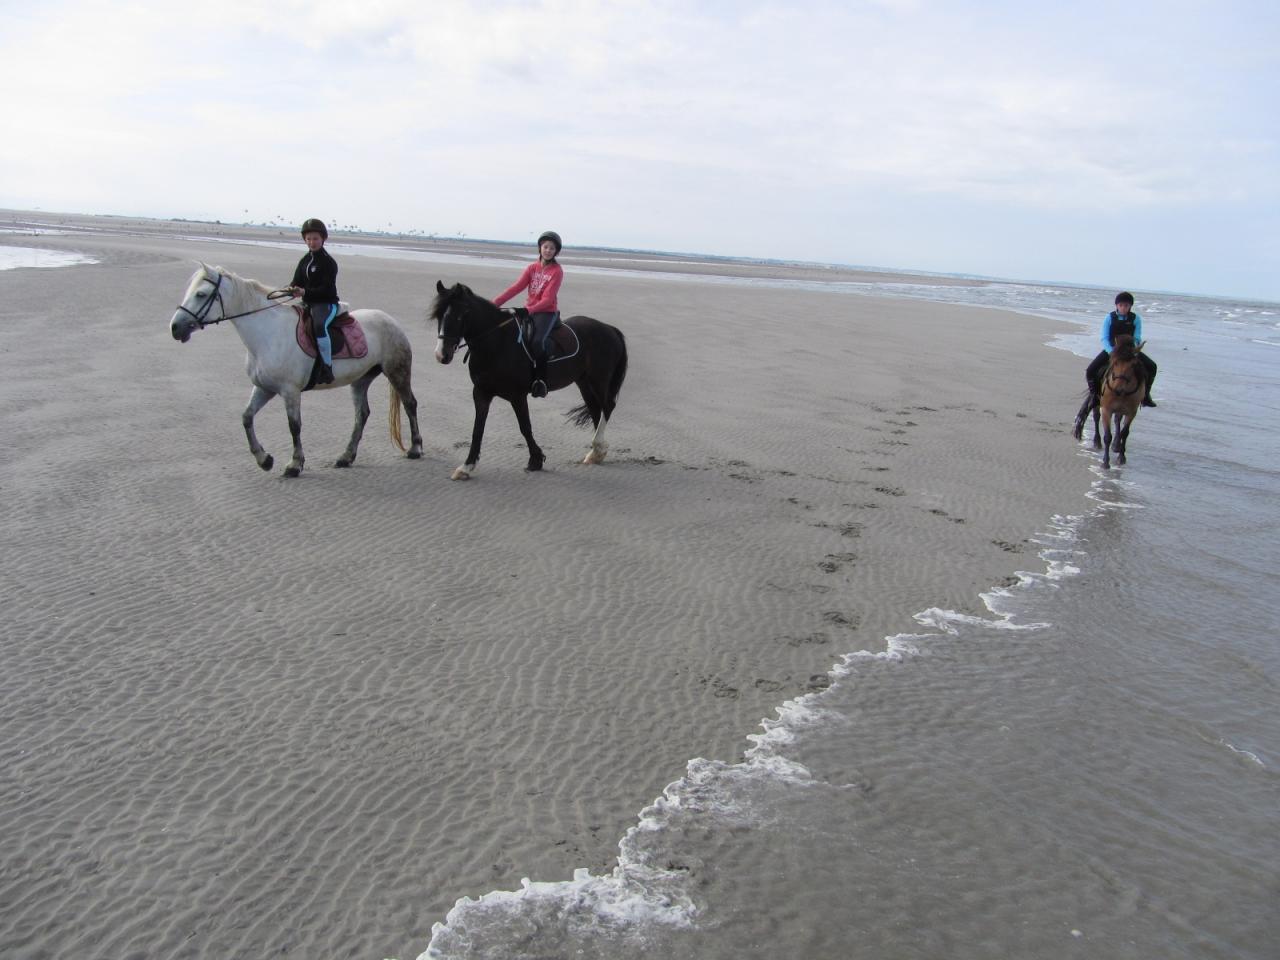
[{"xmin": 294, "ymin": 308, "xmax": 369, "ymax": 360}]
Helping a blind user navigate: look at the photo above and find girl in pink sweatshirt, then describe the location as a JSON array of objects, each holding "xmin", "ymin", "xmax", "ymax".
[{"xmin": 494, "ymin": 230, "xmax": 563, "ymax": 397}]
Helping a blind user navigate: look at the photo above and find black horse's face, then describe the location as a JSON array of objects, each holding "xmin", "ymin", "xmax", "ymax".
[{"xmin": 433, "ymin": 280, "xmax": 468, "ymax": 364}]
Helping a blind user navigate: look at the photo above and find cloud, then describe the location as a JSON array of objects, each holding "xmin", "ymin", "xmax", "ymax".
[{"xmin": 2, "ymin": 1, "xmax": 1277, "ymax": 295}]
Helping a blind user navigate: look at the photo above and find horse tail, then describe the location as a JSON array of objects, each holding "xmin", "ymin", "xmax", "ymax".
[
  {"xmin": 567, "ymin": 325, "xmax": 628, "ymax": 428},
  {"xmin": 606, "ymin": 328, "xmax": 628, "ymax": 408},
  {"xmin": 388, "ymin": 385, "xmax": 407, "ymax": 452}
]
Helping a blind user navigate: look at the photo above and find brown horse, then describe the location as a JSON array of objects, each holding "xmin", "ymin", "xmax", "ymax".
[{"xmin": 1096, "ymin": 335, "xmax": 1145, "ymax": 468}]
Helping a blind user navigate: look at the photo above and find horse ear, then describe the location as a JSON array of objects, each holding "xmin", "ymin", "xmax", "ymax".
[{"xmin": 436, "ymin": 280, "xmax": 446, "ymax": 293}]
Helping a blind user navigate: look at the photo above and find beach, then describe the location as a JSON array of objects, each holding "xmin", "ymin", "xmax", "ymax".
[{"xmin": 2, "ymin": 211, "xmax": 1092, "ymax": 959}]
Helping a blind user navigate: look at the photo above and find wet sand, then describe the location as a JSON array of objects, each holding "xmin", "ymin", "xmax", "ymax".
[{"xmin": 0, "ymin": 211, "xmax": 1086, "ymax": 959}]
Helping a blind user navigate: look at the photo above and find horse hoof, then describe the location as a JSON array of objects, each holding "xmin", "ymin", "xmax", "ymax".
[
  {"xmin": 259, "ymin": 455, "xmax": 274, "ymax": 472},
  {"xmin": 334, "ymin": 458, "xmax": 352, "ymax": 468},
  {"xmin": 407, "ymin": 448, "xmax": 422, "ymax": 460},
  {"xmin": 451, "ymin": 466, "xmax": 471, "ymax": 481},
  {"xmin": 283, "ymin": 466, "xmax": 301, "ymax": 478}
]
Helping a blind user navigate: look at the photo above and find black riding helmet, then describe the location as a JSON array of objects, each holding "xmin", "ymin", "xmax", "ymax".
[
  {"xmin": 537, "ymin": 230, "xmax": 562, "ymax": 256},
  {"xmin": 301, "ymin": 218, "xmax": 329, "ymax": 240}
]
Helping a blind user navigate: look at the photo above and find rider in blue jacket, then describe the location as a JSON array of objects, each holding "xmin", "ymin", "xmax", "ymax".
[{"xmin": 1085, "ymin": 291, "xmax": 1158, "ymax": 406}]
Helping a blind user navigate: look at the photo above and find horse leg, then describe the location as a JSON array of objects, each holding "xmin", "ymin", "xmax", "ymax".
[
  {"xmin": 583, "ymin": 415, "xmax": 610, "ymax": 464},
  {"xmin": 453, "ymin": 387, "xmax": 492, "ymax": 480},
  {"xmin": 511, "ymin": 394, "xmax": 546, "ymax": 472},
  {"xmin": 282, "ymin": 393, "xmax": 305, "ymax": 478},
  {"xmin": 385, "ymin": 358, "xmax": 423, "ymax": 459},
  {"xmin": 336, "ymin": 372, "xmax": 376, "ymax": 468},
  {"xmin": 576, "ymin": 382, "xmax": 609, "ymax": 465},
  {"xmin": 243, "ymin": 385, "xmax": 278, "ymax": 472},
  {"xmin": 1101, "ymin": 412, "xmax": 1114, "ymax": 469},
  {"xmin": 1117, "ymin": 416, "xmax": 1132, "ymax": 465}
]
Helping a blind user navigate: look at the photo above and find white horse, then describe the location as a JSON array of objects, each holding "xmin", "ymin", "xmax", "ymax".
[{"xmin": 170, "ymin": 264, "xmax": 423, "ymax": 476}]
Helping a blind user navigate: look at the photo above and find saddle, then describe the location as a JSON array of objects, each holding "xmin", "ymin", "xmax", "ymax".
[
  {"xmin": 294, "ymin": 305, "xmax": 369, "ymax": 361},
  {"xmin": 518, "ymin": 316, "xmax": 575, "ymax": 361}
]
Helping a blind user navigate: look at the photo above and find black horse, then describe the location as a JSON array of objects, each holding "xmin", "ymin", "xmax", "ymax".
[{"xmin": 431, "ymin": 280, "xmax": 628, "ymax": 479}]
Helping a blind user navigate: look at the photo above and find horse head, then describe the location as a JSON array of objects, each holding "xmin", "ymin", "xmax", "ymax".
[
  {"xmin": 171, "ymin": 264, "xmax": 224, "ymax": 342},
  {"xmin": 1111, "ymin": 333, "xmax": 1138, "ymax": 364},
  {"xmin": 433, "ymin": 280, "xmax": 479, "ymax": 364}
]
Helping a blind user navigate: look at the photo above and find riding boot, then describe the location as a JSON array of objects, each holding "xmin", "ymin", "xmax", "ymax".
[
  {"xmin": 1141, "ymin": 374, "xmax": 1157, "ymax": 407},
  {"xmin": 531, "ymin": 356, "xmax": 548, "ymax": 398},
  {"xmin": 316, "ymin": 340, "xmax": 335, "ymax": 384}
]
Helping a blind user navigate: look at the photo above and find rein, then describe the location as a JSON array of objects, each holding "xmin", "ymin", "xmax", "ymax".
[
  {"xmin": 441, "ymin": 305, "xmax": 578, "ymax": 364},
  {"xmin": 440, "ymin": 304, "xmax": 518, "ymax": 352},
  {"xmin": 175, "ymin": 270, "xmax": 298, "ymax": 329}
]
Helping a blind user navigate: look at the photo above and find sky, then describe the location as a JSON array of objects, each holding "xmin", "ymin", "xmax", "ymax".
[{"xmin": 2, "ymin": 0, "xmax": 1277, "ymax": 301}]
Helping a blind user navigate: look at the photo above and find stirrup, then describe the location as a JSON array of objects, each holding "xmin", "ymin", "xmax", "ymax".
[
  {"xmin": 1142, "ymin": 396, "xmax": 1157, "ymax": 407},
  {"xmin": 317, "ymin": 363, "xmax": 335, "ymax": 384},
  {"xmin": 531, "ymin": 379, "xmax": 548, "ymax": 398}
]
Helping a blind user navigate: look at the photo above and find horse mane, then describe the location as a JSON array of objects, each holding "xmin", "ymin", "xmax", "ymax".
[
  {"xmin": 216, "ymin": 266, "xmax": 274, "ymax": 296},
  {"xmin": 184, "ymin": 263, "xmax": 275, "ymax": 300},
  {"xmin": 429, "ymin": 282, "xmax": 502, "ymax": 323},
  {"xmin": 429, "ymin": 282, "xmax": 466, "ymax": 321}
]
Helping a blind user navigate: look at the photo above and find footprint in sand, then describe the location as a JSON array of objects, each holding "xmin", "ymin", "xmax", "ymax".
[
  {"xmin": 822, "ymin": 610, "xmax": 862, "ymax": 629},
  {"xmin": 776, "ymin": 632, "xmax": 831, "ymax": 647},
  {"xmin": 699, "ymin": 675, "xmax": 740, "ymax": 700},
  {"xmin": 818, "ymin": 552, "xmax": 858, "ymax": 573}
]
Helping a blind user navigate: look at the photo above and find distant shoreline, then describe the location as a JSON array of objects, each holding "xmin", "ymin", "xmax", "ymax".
[{"xmin": 0, "ymin": 207, "xmax": 990, "ymax": 288}]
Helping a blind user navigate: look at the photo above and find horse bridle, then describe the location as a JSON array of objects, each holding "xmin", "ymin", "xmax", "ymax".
[
  {"xmin": 438, "ymin": 301, "xmax": 518, "ymax": 352},
  {"xmin": 1104, "ymin": 362, "xmax": 1142, "ymax": 398},
  {"xmin": 175, "ymin": 268, "xmax": 294, "ymax": 329}
]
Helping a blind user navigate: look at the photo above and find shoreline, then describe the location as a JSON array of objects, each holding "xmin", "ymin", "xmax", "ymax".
[
  {"xmin": 0, "ymin": 211, "xmax": 1090, "ymax": 959},
  {"xmin": 1, "ymin": 207, "xmax": 992, "ymax": 287}
]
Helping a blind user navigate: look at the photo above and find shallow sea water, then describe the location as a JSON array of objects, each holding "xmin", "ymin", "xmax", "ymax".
[
  {"xmin": 0, "ymin": 243, "xmax": 98, "ymax": 271},
  {"xmin": 420, "ymin": 282, "xmax": 1280, "ymax": 959}
]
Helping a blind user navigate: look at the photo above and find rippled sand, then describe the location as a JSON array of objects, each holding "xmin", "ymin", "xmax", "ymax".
[{"xmin": 0, "ymin": 212, "xmax": 1082, "ymax": 959}]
